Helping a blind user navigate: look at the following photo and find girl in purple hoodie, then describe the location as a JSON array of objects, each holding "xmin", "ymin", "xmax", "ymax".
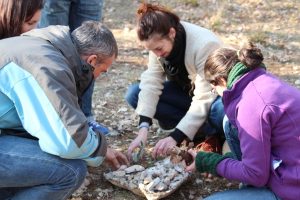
[{"xmin": 186, "ymin": 42, "xmax": 300, "ymax": 200}]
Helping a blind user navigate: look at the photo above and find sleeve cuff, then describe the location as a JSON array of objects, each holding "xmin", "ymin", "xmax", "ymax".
[
  {"xmin": 139, "ymin": 115, "xmax": 153, "ymax": 126},
  {"xmin": 169, "ymin": 128, "xmax": 187, "ymax": 144},
  {"xmin": 90, "ymin": 132, "xmax": 107, "ymax": 158},
  {"xmin": 195, "ymin": 151, "xmax": 235, "ymax": 175}
]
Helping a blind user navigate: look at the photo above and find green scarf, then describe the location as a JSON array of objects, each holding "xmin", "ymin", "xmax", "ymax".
[
  {"xmin": 226, "ymin": 62, "xmax": 250, "ymax": 89},
  {"xmin": 226, "ymin": 62, "xmax": 266, "ymax": 89}
]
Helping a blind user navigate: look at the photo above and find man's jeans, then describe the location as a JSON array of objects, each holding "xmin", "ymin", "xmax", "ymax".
[
  {"xmin": 204, "ymin": 187, "xmax": 281, "ymax": 200},
  {"xmin": 39, "ymin": 0, "xmax": 103, "ymax": 31},
  {"xmin": 0, "ymin": 135, "xmax": 87, "ymax": 200},
  {"xmin": 125, "ymin": 81, "xmax": 225, "ymax": 137}
]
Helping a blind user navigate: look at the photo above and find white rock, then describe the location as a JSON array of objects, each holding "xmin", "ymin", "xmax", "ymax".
[
  {"xmin": 174, "ymin": 165, "xmax": 184, "ymax": 173},
  {"xmin": 173, "ymin": 174, "xmax": 183, "ymax": 182},
  {"xmin": 146, "ymin": 177, "xmax": 161, "ymax": 191},
  {"xmin": 143, "ymin": 176, "xmax": 153, "ymax": 185},
  {"xmin": 113, "ymin": 170, "xmax": 126, "ymax": 177},
  {"xmin": 169, "ymin": 180, "xmax": 181, "ymax": 189},
  {"xmin": 195, "ymin": 178, "xmax": 203, "ymax": 185},
  {"xmin": 125, "ymin": 165, "xmax": 145, "ymax": 174},
  {"xmin": 154, "ymin": 182, "xmax": 168, "ymax": 191},
  {"xmin": 295, "ymin": 79, "xmax": 300, "ymax": 85},
  {"xmin": 119, "ymin": 165, "xmax": 128, "ymax": 170},
  {"xmin": 163, "ymin": 177, "xmax": 171, "ymax": 186},
  {"xmin": 168, "ymin": 169, "xmax": 178, "ymax": 180}
]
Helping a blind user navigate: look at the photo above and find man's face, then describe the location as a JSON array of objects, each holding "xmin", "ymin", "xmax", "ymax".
[{"xmin": 92, "ymin": 55, "xmax": 115, "ymax": 79}]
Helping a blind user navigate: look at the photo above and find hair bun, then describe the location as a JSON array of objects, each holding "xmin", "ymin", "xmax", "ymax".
[
  {"xmin": 238, "ymin": 42, "xmax": 264, "ymax": 68},
  {"xmin": 136, "ymin": 3, "xmax": 159, "ymax": 16}
]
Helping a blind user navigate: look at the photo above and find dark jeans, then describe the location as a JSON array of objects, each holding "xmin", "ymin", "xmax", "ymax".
[{"xmin": 125, "ymin": 81, "xmax": 225, "ymax": 138}]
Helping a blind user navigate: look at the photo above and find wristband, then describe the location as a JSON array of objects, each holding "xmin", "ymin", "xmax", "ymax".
[{"xmin": 138, "ymin": 122, "xmax": 150, "ymax": 130}]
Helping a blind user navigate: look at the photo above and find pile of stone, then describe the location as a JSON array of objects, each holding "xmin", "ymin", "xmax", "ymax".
[{"xmin": 104, "ymin": 147, "xmax": 190, "ymax": 199}]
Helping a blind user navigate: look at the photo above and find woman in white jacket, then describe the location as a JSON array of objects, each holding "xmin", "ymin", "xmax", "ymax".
[{"xmin": 126, "ymin": 3, "xmax": 224, "ymax": 159}]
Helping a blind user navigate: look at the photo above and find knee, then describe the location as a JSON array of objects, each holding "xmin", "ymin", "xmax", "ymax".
[
  {"xmin": 208, "ymin": 97, "xmax": 225, "ymax": 130},
  {"xmin": 60, "ymin": 160, "xmax": 87, "ymax": 191},
  {"xmin": 222, "ymin": 115, "xmax": 231, "ymax": 137},
  {"xmin": 125, "ymin": 83, "xmax": 140, "ymax": 108},
  {"xmin": 222, "ymin": 115, "xmax": 238, "ymax": 139},
  {"xmin": 210, "ymin": 96, "xmax": 224, "ymax": 117},
  {"xmin": 71, "ymin": 160, "xmax": 87, "ymax": 190}
]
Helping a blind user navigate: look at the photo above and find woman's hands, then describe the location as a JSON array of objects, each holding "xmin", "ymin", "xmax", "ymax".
[
  {"xmin": 185, "ymin": 149, "xmax": 197, "ymax": 172},
  {"xmin": 127, "ymin": 127, "xmax": 148, "ymax": 161},
  {"xmin": 152, "ymin": 136, "xmax": 177, "ymax": 158},
  {"xmin": 127, "ymin": 129, "xmax": 177, "ymax": 160}
]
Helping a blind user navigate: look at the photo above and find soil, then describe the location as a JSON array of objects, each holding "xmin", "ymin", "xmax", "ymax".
[{"xmin": 70, "ymin": 0, "xmax": 300, "ymax": 199}]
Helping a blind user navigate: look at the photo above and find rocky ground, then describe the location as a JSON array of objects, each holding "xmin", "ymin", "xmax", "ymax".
[{"xmin": 70, "ymin": 0, "xmax": 300, "ymax": 199}]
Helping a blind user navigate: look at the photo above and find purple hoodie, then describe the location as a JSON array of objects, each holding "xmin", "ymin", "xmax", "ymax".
[{"xmin": 217, "ymin": 68, "xmax": 300, "ymax": 200}]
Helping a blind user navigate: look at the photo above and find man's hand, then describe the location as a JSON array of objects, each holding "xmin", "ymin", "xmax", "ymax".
[
  {"xmin": 105, "ymin": 148, "xmax": 129, "ymax": 170},
  {"xmin": 127, "ymin": 128, "xmax": 148, "ymax": 161},
  {"xmin": 185, "ymin": 149, "xmax": 197, "ymax": 172},
  {"xmin": 152, "ymin": 136, "xmax": 177, "ymax": 159}
]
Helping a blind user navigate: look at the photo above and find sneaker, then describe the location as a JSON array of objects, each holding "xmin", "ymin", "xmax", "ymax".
[{"xmin": 88, "ymin": 120, "xmax": 110, "ymax": 136}]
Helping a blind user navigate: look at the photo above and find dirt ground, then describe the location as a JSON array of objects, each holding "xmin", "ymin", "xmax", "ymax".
[{"xmin": 70, "ymin": 0, "xmax": 300, "ymax": 199}]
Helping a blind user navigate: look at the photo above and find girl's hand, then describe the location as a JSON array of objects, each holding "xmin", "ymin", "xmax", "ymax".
[{"xmin": 185, "ymin": 149, "xmax": 197, "ymax": 172}]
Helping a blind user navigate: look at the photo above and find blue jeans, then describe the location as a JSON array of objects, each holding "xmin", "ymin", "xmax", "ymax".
[
  {"xmin": 125, "ymin": 81, "xmax": 224, "ymax": 137},
  {"xmin": 81, "ymin": 80, "xmax": 95, "ymax": 118},
  {"xmin": 204, "ymin": 186, "xmax": 281, "ymax": 200},
  {"xmin": 223, "ymin": 115, "xmax": 242, "ymax": 160},
  {"xmin": 0, "ymin": 134, "xmax": 87, "ymax": 200},
  {"xmin": 39, "ymin": 0, "xmax": 103, "ymax": 31}
]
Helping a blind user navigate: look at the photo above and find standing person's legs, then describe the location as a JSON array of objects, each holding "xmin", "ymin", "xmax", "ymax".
[
  {"xmin": 223, "ymin": 115, "xmax": 242, "ymax": 160},
  {"xmin": 0, "ymin": 135, "xmax": 87, "ymax": 200},
  {"xmin": 69, "ymin": 0, "xmax": 104, "ymax": 31},
  {"xmin": 204, "ymin": 186, "xmax": 281, "ymax": 200},
  {"xmin": 38, "ymin": 0, "xmax": 71, "ymax": 27}
]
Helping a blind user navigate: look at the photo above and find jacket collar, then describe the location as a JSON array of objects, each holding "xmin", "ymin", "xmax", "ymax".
[{"xmin": 223, "ymin": 68, "xmax": 266, "ymax": 108}]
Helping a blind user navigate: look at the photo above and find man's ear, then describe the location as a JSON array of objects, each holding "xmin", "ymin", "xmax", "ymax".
[
  {"xmin": 86, "ymin": 55, "xmax": 97, "ymax": 66},
  {"xmin": 168, "ymin": 27, "xmax": 176, "ymax": 40}
]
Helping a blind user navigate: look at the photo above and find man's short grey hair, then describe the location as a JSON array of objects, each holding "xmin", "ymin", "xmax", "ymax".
[{"xmin": 71, "ymin": 21, "xmax": 118, "ymax": 60}]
